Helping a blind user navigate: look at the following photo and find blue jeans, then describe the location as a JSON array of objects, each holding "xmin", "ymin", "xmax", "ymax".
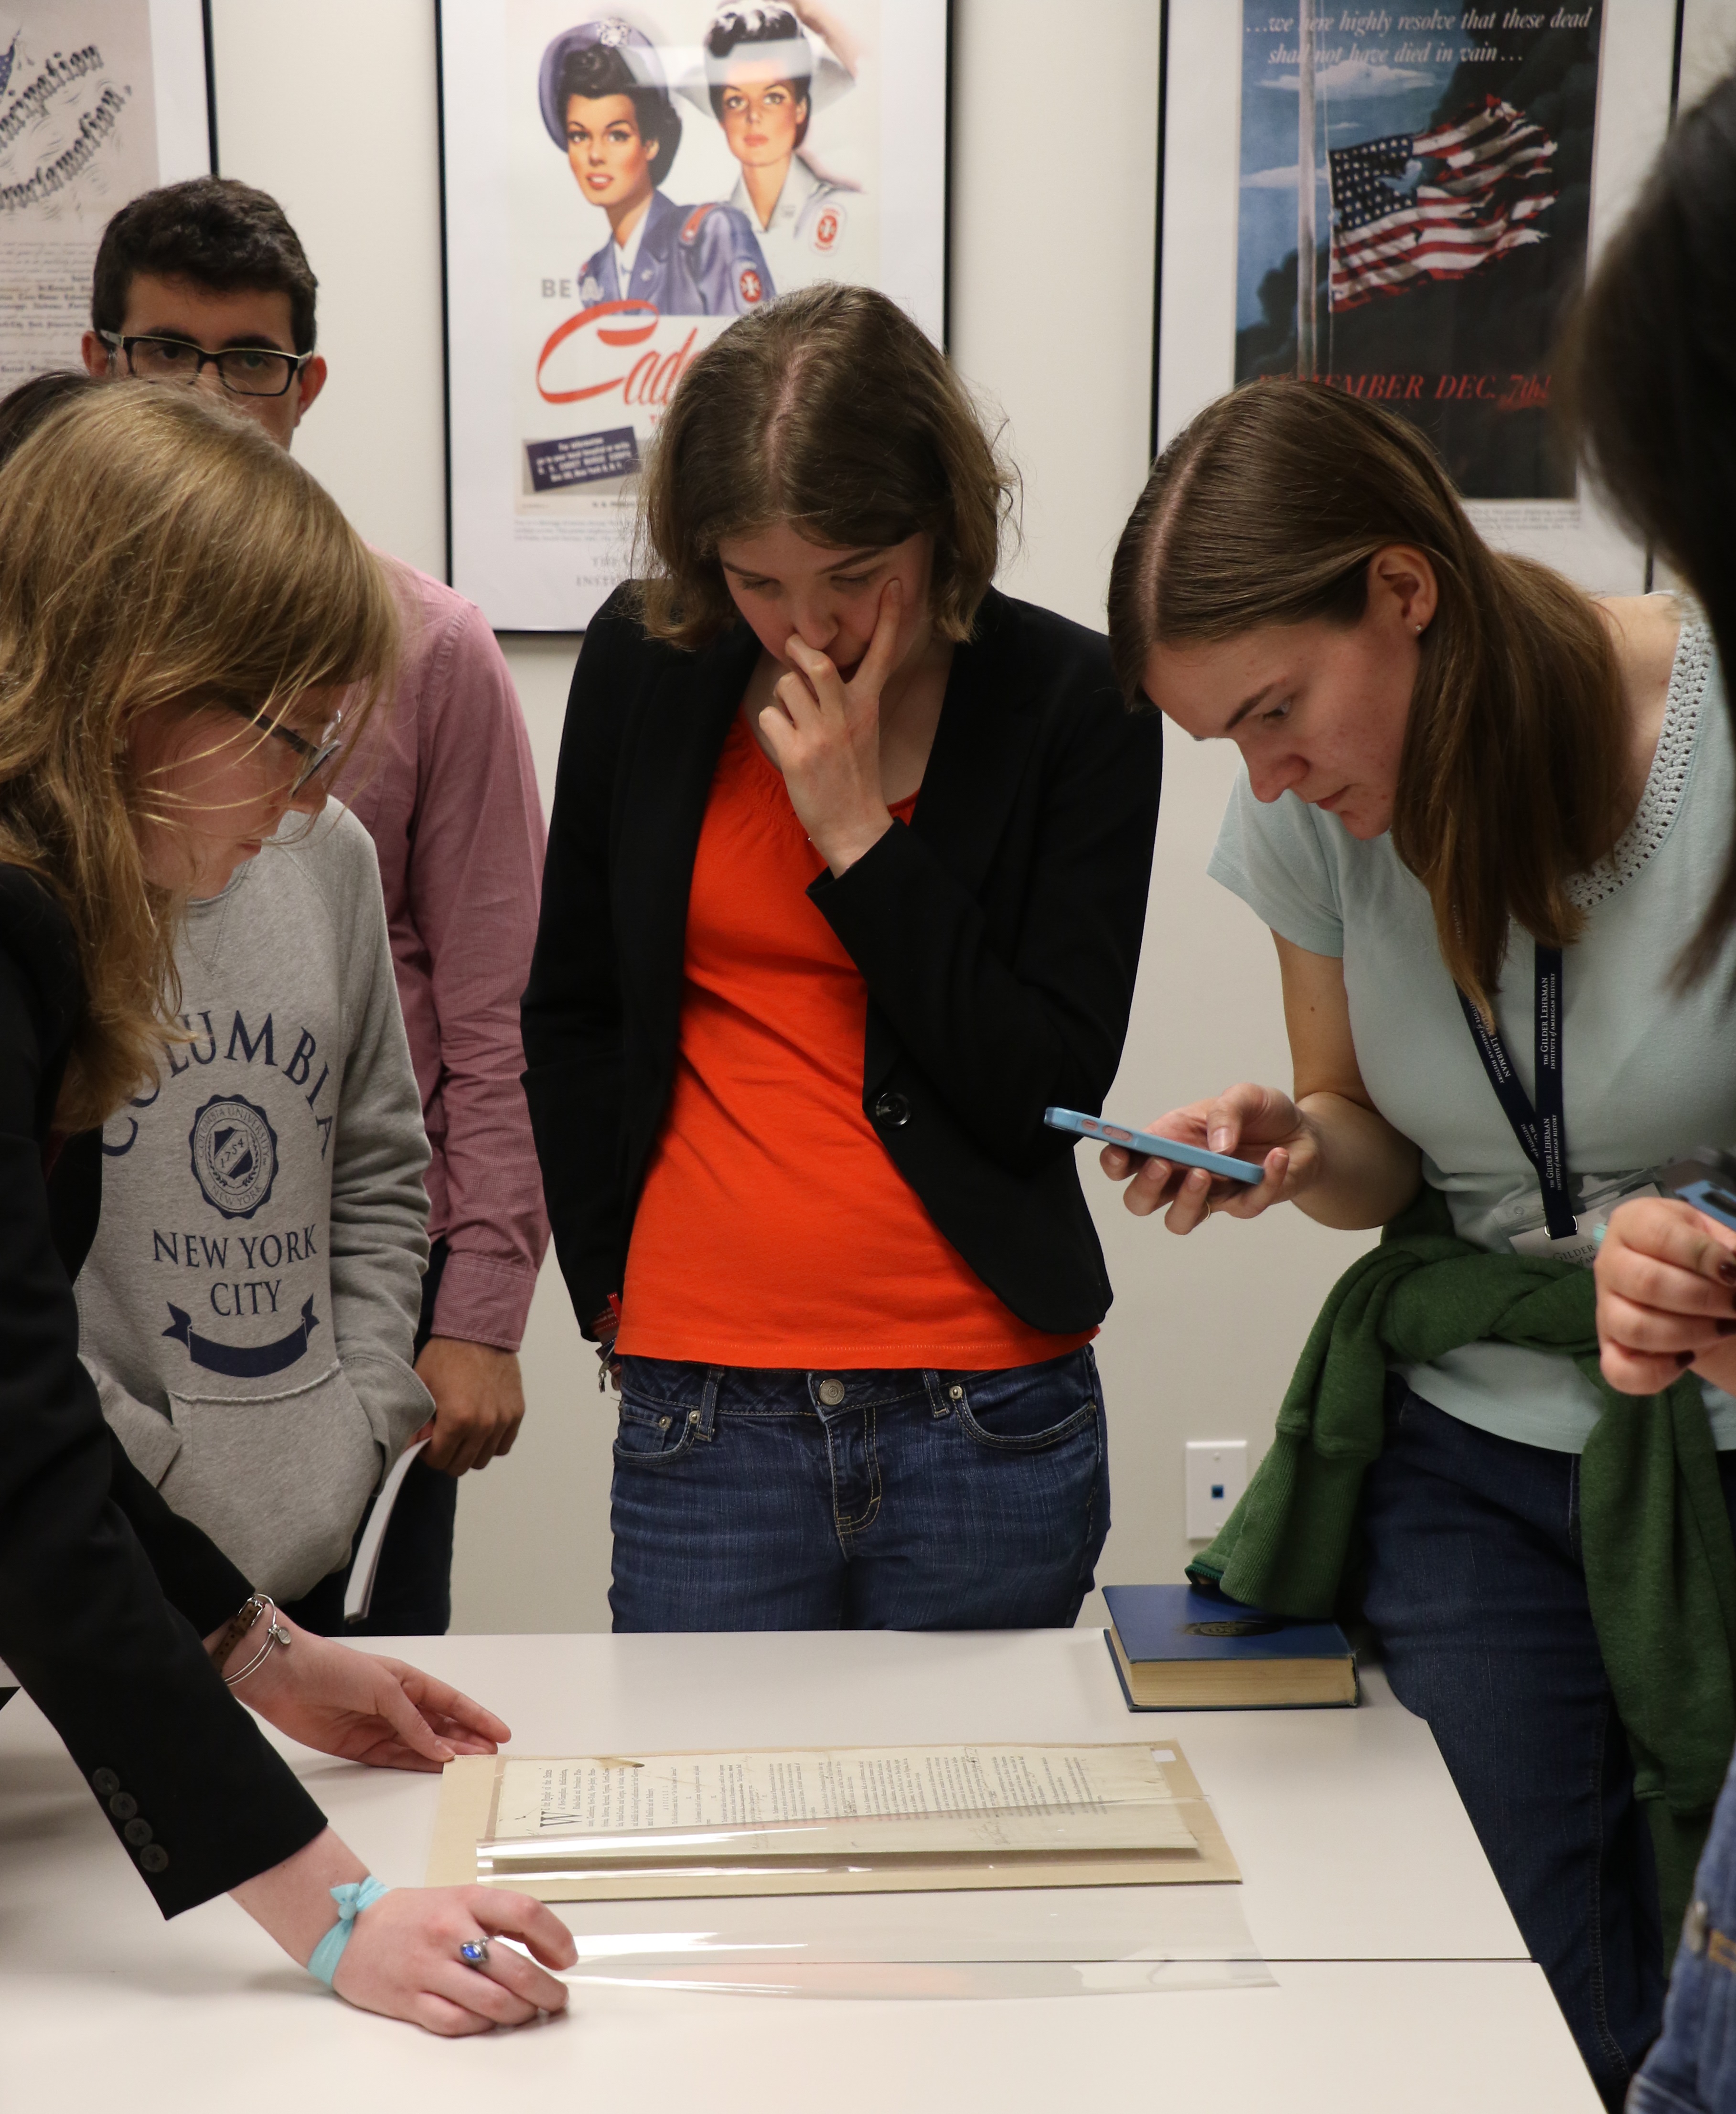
[
  {"xmin": 1362, "ymin": 1383, "xmax": 1736, "ymax": 2111},
  {"xmin": 608, "ymin": 1347, "xmax": 1110, "ymax": 1632},
  {"xmin": 1631, "ymin": 1746, "xmax": 1736, "ymax": 2113}
]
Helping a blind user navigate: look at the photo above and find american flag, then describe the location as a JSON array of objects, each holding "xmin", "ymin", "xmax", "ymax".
[{"xmin": 1327, "ymin": 97, "xmax": 1559, "ymax": 312}]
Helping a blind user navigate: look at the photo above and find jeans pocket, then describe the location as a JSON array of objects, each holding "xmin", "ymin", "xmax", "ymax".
[
  {"xmin": 951, "ymin": 1353, "xmax": 1100, "ymax": 1454},
  {"xmin": 613, "ymin": 1396, "xmax": 701, "ymax": 1469},
  {"xmin": 1695, "ymin": 1946, "xmax": 1736, "ymax": 2110}
]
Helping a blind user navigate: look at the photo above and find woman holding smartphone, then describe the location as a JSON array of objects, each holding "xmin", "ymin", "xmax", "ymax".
[
  {"xmin": 1098, "ymin": 378, "xmax": 1736, "ymax": 2110},
  {"xmin": 523, "ymin": 282, "xmax": 1161, "ymax": 1633},
  {"xmin": 0, "ymin": 382, "xmax": 574, "ymax": 2031}
]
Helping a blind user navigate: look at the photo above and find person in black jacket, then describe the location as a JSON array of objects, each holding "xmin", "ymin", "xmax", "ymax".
[
  {"xmin": 0, "ymin": 381, "xmax": 575, "ymax": 2029},
  {"xmin": 522, "ymin": 283, "xmax": 1162, "ymax": 1631}
]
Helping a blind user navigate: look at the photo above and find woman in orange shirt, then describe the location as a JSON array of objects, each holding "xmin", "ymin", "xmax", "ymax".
[{"xmin": 523, "ymin": 284, "xmax": 1162, "ymax": 1629}]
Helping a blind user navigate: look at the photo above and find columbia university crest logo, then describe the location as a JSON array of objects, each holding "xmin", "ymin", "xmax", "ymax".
[{"xmin": 188, "ymin": 1096, "xmax": 279, "ymax": 1219}]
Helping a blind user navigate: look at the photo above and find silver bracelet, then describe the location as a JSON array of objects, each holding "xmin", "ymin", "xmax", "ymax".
[{"xmin": 222, "ymin": 1596, "xmax": 292, "ymax": 1687}]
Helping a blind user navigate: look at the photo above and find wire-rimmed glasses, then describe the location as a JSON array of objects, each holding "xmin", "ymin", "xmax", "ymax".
[{"xmin": 220, "ymin": 703, "xmax": 345, "ymax": 793}]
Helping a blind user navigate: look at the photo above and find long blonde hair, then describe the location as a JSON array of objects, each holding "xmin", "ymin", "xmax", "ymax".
[
  {"xmin": 1107, "ymin": 383, "xmax": 1626, "ymax": 1015},
  {"xmin": 0, "ymin": 384, "xmax": 398, "ymax": 1130}
]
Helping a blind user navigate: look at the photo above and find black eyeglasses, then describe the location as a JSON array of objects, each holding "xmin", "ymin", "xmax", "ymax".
[
  {"xmin": 221, "ymin": 703, "xmax": 345, "ymax": 792},
  {"xmin": 100, "ymin": 330, "xmax": 311, "ymax": 400}
]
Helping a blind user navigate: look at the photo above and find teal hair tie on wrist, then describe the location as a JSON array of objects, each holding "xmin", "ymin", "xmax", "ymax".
[{"xmin": 307, "ymin": 1876, "xmax": 391, "ymax": 1988}]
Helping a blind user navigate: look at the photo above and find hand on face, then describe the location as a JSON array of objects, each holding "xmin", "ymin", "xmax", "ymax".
[
  {"xmin": 757, "ymin": 578, "xmax": 905, "ymax": 874},
  {"xmin": 1097, "ymin": 1083, "xmax": 1318, "ymax": 1231}
]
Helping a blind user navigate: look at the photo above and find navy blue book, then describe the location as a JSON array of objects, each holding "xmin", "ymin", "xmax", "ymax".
[{"xmin": 1104, "ymin": 1584, "xmax": 1358, "ymax": 1710}]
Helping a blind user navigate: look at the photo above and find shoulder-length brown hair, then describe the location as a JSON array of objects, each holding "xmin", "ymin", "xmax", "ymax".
[
  {"xmin": 0, "ymin": 384, "xmax": 398, "ymax": 1131},
  {"xmin": 1563, "ymin": 73, "xmax": 1736, "ymax": 986},
  {"xmin": 1106, "ymin": 381, "xmax": 1626, "ymax": 1015},
  {"xmin": 633, "ymin": 282, "xmax": 1017, "ymax": 649}
]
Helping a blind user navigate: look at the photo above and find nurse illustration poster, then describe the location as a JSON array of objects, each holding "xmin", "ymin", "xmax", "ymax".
[
  {"xmin": 442, "ymin": 1, "xmax": 948, "ymax": 631},
  {"xmin": 1155, "ymin": 0, "xmax": 1682, "ymax": 591}
]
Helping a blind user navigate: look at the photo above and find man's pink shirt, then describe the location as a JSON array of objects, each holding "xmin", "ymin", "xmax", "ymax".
[{"xmin": 342, "ymin": 564, "xmax": 550, "ymax": 1352}]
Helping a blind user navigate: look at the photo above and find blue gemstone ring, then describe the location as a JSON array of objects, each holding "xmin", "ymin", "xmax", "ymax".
[{"xmin": 459, "ymin": 1939, "xmax": 491, "ymax": 1968}]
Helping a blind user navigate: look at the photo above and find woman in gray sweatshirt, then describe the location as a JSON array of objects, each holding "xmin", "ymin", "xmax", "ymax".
[{"xmin": 78, "ymin": 798, "xmax": 435, "ymax": 1608}]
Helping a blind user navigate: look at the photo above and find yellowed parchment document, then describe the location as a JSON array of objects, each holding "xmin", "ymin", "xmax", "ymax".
[{"xmin": 429, "ymin": 1742, "xmax": 1239, "ymax": 1900}]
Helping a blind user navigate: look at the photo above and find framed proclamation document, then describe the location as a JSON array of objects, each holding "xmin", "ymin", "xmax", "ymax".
[{"xmin": 0, "ymin": 0, "xmax": 211, "ymax": 393}]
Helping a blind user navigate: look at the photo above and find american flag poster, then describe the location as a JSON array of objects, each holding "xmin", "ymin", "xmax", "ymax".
[{"xmin": 1233, "ymin": 0, "xmax": 1602, "ymax": 499}]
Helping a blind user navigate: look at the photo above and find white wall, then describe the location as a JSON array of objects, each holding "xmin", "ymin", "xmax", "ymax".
[{"xmin": 206, "ymin": 0, "xmax": 1730, "ymax": 1633}]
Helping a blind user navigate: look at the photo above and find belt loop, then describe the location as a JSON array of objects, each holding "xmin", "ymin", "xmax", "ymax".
[
  {"xmin": 1565, "ymin": 1449, "xmax": 1581, "ymax": 1559},
  {"xmin": 924, "ymin": 1368, "xmax": 949, "ymax": 1418},
  {"xmin": 694, "ymin": 1366, "xmax": 723, "ymax": 1440}
]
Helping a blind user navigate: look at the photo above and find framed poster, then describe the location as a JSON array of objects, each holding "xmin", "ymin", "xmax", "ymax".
[
  {"xmin": 1154, "ymin": 0, "xmax": 1682, "ymax": 590},
  {"xmin": 441, "ymin": 1, "xmax": 949, "ymax": 633},
  {"xmin": 0, "ymin": 0, "xmax": 212, "ymax": 394}
]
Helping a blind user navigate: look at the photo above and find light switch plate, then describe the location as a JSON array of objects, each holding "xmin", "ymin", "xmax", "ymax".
[{"xmin": 1185, "ymin": 1439, "xmax": 1249, "ymax": 1541}]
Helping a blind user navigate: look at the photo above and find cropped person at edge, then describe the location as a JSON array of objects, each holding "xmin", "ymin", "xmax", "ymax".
[
  {"xmin": 523, "ymin": 283, "xmax": 1162, "ymax": 1633},
  {"xmin": 82, "ymin": 178, "xmax": 550, "ymax": 1636},
  {"xmin": 0, "ymin": 383, "xmax": 575, "ymax": 2029},
  {"xmin": 1099, "ymin": 379, "xmax": 1736, "ymax": 2110},
  {"xmin": 1575, "ymin": 69, "xmax": 1736, "ymax": 2114}
]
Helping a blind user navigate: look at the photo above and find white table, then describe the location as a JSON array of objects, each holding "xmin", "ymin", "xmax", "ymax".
[{"xmin": 0, "ymin": 1630, "xmax": 1601, "ymax": 2111}]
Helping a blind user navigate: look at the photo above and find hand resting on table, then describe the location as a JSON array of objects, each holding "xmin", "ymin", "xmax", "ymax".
[{"xmin": 214, "ymin": 1611, "xmax": 508, "ymax": 1772}]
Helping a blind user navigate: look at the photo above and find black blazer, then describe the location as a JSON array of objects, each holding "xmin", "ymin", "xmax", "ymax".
[
  {"xmin": 0, "ymin": 865, "xmax": 324, "ymax": 1917},
  {"xmin": 522, "ymin": 586, "xmax": 1163, "ymax": 1343}
]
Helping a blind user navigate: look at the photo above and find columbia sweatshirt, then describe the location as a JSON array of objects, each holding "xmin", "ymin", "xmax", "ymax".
[{"xmin": 75, "ymin": 803, "xmax": 434, "ymax": 1601}]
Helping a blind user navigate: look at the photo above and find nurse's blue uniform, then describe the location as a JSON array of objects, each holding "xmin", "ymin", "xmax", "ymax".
[{"xmin": 579, "ymin": 189, "xmax": 773, "ymax": 315}]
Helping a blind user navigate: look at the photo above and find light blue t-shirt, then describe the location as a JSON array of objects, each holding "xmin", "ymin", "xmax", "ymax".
[{"xmin": 1208, "ymin": 615, "xmax": 1736, "ymax": 1452}]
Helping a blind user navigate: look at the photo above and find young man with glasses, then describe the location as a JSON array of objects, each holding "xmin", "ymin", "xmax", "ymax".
[{"xmin": 79, "ymin": 178, "xmax": 550, "ymax": 1634}]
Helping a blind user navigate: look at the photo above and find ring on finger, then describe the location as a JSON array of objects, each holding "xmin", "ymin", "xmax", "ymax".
[{"xmin": 459, "ymin": 1939, "xmax": 491, "ymax": 1969}]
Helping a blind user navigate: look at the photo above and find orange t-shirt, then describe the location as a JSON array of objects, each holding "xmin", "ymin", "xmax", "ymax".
[{"xmin": 615, "ymin": 715, "xmax": 1094, "ymax": 1369}]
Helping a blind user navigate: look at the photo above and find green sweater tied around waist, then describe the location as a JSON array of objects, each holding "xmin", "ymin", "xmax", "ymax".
[{"xmin": 1188, "ymin": 1187, "xmax": 1736, "ymax": 1946}]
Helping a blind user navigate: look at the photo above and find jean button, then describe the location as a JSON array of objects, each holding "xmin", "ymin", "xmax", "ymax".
[{"xmin": 817, "ymin": 1377, "xmax": 847, "ymax": 1406}]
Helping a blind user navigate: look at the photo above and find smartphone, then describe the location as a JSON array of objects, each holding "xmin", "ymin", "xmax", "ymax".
[
  {"xmin": 1044, "ymin": 1106, "xmax": 1266, "ymax": 1185},
  {"xmin": 1659, "ymin": 1148, "xmax": 1736, "ymax": 1236}
]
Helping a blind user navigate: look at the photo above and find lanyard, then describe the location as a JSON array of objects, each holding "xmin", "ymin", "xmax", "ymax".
[{"xmin": 1456, "ymin": 944, "xmax": 1576, "ymax": 1243}]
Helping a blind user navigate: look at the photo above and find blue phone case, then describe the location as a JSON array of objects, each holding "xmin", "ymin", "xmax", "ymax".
[
  {"xmin": 1043, "ymin": 1107, "xmax": 1265, "ymax": 1185},
  {"xmin": 1661, "ymin": 1154, "xmax": 1736, "ymax": 1236}
]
